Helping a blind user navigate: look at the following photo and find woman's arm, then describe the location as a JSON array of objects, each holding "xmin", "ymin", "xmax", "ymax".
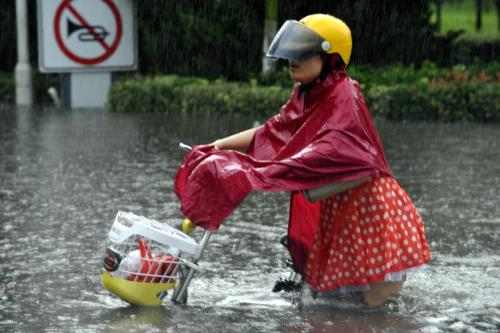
[{"xmin": 212, "ymin": 128, "xmax": 257, "ymax": 151}]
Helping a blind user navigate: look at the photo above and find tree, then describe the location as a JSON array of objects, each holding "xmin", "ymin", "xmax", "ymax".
[
  {"xmin": 435, "ymin": 0, "xmax": 443, "ymax": 32},
  {"xmin": 476, "ymin": 0, "xmax": 483, "ymax": 31},
  {"xmin": 137, "ymin": 0, "xmax": 264, "ymax": 80},
  {"xmin": 279, "ymin": 0, "xmax": 437, "ymax": 65},
  {"xmin": 496, "ymin": 0, "xmax": 500, "ymax": 30}
]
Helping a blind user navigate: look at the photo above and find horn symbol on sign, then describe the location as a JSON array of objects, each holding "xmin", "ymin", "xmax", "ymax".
[{"xmin": 67, "ymin": 19, "xmax": 110, "ymax": 42}]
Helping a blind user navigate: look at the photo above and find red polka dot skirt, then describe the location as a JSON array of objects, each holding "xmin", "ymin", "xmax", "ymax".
[{"xmin": 304, "ymin": 174, "xmax": 431, "ymax": 293}]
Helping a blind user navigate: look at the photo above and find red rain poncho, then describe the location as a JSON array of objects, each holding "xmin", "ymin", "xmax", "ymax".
[{"xmin": 175, "ymin": 69, "xmax": 392, "ymax": 272}]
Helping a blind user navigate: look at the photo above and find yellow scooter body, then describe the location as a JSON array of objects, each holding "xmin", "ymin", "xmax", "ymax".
[{"xmin": 102, "ymin": 271, "xmax": 176, "ymax": 305}]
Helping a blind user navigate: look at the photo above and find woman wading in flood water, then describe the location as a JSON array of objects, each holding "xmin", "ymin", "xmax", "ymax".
[{"xmin": 175, "ymin": 14, "xmax": 430, "ymax": 308}]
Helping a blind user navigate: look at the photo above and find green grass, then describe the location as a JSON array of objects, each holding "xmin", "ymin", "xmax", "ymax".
[{"xmin": 431, "ymin": 0, "xmax": 499, "ymax": 35}]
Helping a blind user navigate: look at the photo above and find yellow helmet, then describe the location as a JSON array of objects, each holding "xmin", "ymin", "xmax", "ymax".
[
  {"xmin": 266, "ymin": 14, "xmax": 352, "ymax": 65},
  {"xmin": 300, "ymin": 14, "xmax": 352, "ymax": 65}
]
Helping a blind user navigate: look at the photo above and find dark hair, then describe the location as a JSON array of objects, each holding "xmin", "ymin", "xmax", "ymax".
[{"xmin": 320, "ymin": 53, "xmax": 345, "ymax": 78}]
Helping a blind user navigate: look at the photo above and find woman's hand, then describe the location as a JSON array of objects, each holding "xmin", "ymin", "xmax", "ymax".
[{"xmin": 211, "ymin": 139, "xmax": 222, "ymax": 150}]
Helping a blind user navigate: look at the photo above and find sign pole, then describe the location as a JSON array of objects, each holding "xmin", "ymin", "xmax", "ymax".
[
  {"xmin": 69, "ymin": 72, "xmax": 112, "ymax": 108},
  {"xmin": 15, "ymin": 0, "xmax": 33, "ymax": 106}
]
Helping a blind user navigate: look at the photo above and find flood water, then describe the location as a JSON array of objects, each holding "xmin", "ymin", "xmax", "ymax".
[{"xmin": 1, "ymin": 105, "xmax": 499, "ymax": 332}]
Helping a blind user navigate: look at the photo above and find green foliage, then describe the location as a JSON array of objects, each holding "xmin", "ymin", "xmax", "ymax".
[
  {"xmin": 466, "ymin": 81, "xmax": 500, "ymax": 121},
  {"xmin": 0, "ymin": 72, "xmax": 59, "ymax": 105},
  {"xmin": 108, "ymin": 75, "xmax": 291, "ymax": 116},
  {"xmin": 108, "ymin": 71, "xmax": 500, "ymax": 122},
  {"xmin": 280, "ymin": 0, "xmax": 437, "ymax": 65},
  {"xmin": 0, "ymin": 73, "xmax": 14, "ymax": 104},
  {"xmin": 452, "ymin": 33, "xmax": 500, "ymax": 64},
  {"xmin": 256, "ymin": 66, "xmax": 295, "ymax": 88},
  {"xmin": 137, "ymin": 1, "xmax": 263, "ymax": 80},
  {"xmin": 367, "ymin": 84, "xmax": 436, "ymax": 121},
  {"xmin": 429, "ymin": 0, "xmax": 500, "ymax": 64},
  {"xmin": 431, "ymin": 0, "xmax": 498, "ymax": 34},
  {"xmin": 1, "ymin": 0, "xmax": 496, "ymax": 76},
  {"xmin": 3, "ymin": 60, "xmax": 497, "ymax": 123},
  {"xmin": 259, "ymin": 60, "xmax": 500, "ymax": 90},
  {"xmin": 349, "ymin": 61, "xmax": 445, "ymax": 91},
  {"xmin": 361, "ymin": 61, "xmax": 500, "ymax": 122},
  {"xmin": 366, "ymin": 81, "xmax": 500, "ymax": 122},
  {"xmin": 32, "ymin": 74, "xmax": 59, "ymax": 105}
]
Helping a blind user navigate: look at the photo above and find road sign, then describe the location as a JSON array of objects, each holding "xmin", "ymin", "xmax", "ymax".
[{"xmin": 38, "ymin": 0, "xmax": 137, "ymax": 72}]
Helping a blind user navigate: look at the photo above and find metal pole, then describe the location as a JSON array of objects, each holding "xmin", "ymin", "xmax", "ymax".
[
  {"xmin": 15, "ymin": 0, "xmax": 33, "ymax": 106},
  {"xmin": 173, "ymin": 231, "xmax": 212, "ymax": 303}
]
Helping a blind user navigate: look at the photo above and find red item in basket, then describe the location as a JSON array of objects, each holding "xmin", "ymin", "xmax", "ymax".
[
  {"xmin": 144, "ymin": 255, "xmax": 177, "ymax": 283},
  {"xmin": 128, "ymin": 239, "xmax": 153, "ymax": 282},
  {"xmin": 127, "ymin": 239, "xmax": 178, "ymax": 283}
]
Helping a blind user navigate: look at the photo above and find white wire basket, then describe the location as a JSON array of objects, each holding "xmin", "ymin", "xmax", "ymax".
[{"xmin": 102, "ymin": 211, "xmax": 211, "ymax": 305}]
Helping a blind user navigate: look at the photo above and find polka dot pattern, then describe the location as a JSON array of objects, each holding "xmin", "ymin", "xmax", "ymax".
[{"xmin": 304, "ymin": 174, "xmax": 431, "ymax": 292}]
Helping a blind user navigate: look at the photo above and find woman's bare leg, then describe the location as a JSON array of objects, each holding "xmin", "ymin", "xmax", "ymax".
[{"xmin": 362, "ymin": 280, "xmax": 404, "ymax": 308}]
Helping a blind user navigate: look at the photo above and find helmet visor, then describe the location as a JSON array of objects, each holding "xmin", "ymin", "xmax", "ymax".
[{"xmin": 266, "ymin": 20, "xmax": 325, "ymax": 62}]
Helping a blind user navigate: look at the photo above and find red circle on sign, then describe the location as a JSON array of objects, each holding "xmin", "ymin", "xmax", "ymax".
[{"xmin": 54, "ymin": 0, "xmax": 123, "ymax": 65}]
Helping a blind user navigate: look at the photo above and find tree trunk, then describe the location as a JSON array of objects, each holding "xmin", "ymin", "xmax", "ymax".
[
  {"xmin": 496, "ymin": 0, "xmax": 500, "ymax": 30},
  {"xmin": 262, "ymin": 0, "xmax": 278, "ymax": 75},
  {"xmin": 476, "ymin": 0, "xmax": 483, "ymax": 31},
  {"xmin": 435, "ymin": 0, "xmax": 442, "ymax": 32}
]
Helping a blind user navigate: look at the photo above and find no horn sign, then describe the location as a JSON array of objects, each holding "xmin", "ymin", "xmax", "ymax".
[{"xmin": 38, "ymin": 0, "xmax": 137, "ymax": 72}]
